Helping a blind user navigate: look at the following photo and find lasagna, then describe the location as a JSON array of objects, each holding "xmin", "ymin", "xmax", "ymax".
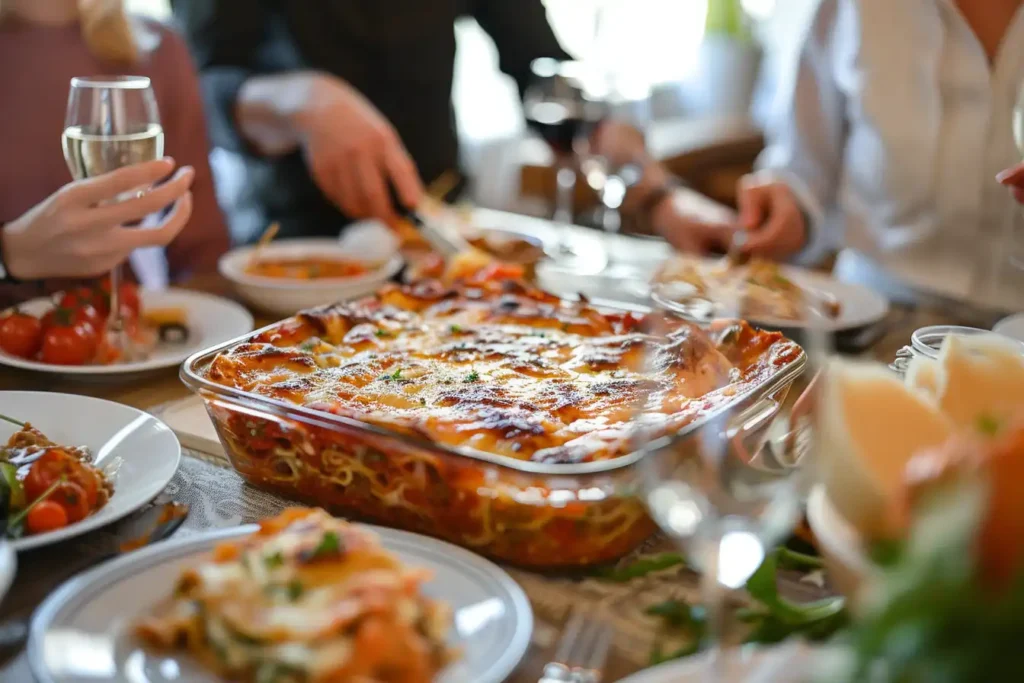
[
  {"xmin": 198, "ymin": 278, "xmax": 801, "ymax": 567},
  {"xmin": 655, "ymin": 256, "xmax": 841, "ymax": 323},
  {"xmin": 135, "ymin": 508, "xmax": 453, "ymax": 683},
  {"xmin": 205, "ymin": 279, "xmax": 799, "ymax": 465}
]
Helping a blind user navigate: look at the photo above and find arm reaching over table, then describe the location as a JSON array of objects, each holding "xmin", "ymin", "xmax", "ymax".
[{"xmin": 171, "ymin": 0, "xmax": 424, "ymax": 224}]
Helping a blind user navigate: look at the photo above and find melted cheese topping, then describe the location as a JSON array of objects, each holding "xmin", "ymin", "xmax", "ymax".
[{"xmin": 205, "ymin": 281, "xmax": 799, "ymax": 464}]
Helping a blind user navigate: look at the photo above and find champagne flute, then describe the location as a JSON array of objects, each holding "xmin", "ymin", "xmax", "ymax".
[
  {"xmin": 636, "ymin": 275, "xmax": 828, "ymax": 678},
  {"xmin": 1011, "ymin": 80, "xmax": 1024, "ymax": 269},
  {"xmin": 63, "ymin": 76, "xmax": 164, "ymax": 358}
]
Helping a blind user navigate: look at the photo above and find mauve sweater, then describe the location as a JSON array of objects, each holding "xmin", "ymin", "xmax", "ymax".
[{"xmin": 0, "ymin": 17, "xmax": 229, "ymax": 308}]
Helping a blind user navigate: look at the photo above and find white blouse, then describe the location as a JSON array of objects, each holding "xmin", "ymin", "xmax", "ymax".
[{"xmin": 757, "ymin": 0, "xmax": 1024, "ymax": 311}]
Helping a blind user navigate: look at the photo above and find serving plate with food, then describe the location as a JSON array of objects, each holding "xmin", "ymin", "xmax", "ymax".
[
  {"xmin": 182, "ymin": 271, "xmax": 805, "ymax": 569},
  {"xmin": 0, "ymin": 391, "xmax": 180, "ymax": 551},
  {"xmin": 650, "ymin": 255, "xmax": 889, "ymax": 332},
  {"xmin": 220, "ymin": 235, "xmax": 404, "ymax": 316},
  {"xmin": 0, "ymin": 283, "xmax": 253, "ymax": 379},
  {"xmin": 29, "ymin": 508, "xmax": 533, "ymax": 683}
]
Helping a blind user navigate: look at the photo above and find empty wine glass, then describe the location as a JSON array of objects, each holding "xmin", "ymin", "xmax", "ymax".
[
  {"xmin": 635, "ymin": 282, "xmax": 830, "ymax": 678},
  {"xmin": 63, "ymin": 76, "xmax": 163, "ymax": 358}
]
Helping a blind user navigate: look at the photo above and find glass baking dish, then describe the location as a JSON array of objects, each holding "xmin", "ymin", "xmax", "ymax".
[{"xmin": 180, "ymin": 305, "xmax": 806, "ymax": 570}]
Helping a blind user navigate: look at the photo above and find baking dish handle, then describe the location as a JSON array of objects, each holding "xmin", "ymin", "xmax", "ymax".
[{"xmin": 725, "ymin": 383, "xmax": 791, "ymax": 468}]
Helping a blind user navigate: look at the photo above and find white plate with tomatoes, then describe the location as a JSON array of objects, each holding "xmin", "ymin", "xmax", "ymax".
[
  {"xmin": 0, "ymin": 391, "xmax": 181, "ymax": 551},
  {"xmin": 0, "ymin": 285, "xmax": 254, "ymax": 379}
]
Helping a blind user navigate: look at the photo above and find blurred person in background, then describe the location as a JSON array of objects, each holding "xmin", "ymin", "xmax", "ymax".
[
  {"xmin": 170, "ymin": 0, "xmax": 698, "ymax": 246},
  {"xmin": 170, "ymin": 0, "xmax": 572, "ymax": 240},
  {"xmin": 0, "ymin": 0, "xmax": 229, "ymax": 308},
  {"xmin": 654, "ymin": 0, "xmax": 1024, "ymax": 312}
]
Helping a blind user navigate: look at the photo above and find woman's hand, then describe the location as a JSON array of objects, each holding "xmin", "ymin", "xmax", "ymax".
[
  {"xmin": 733, "ymin": 172, "xmax": 807, "ymax": 260},
  {"xmin": 1, "ymin": 158, "xmax": 194, "ymax": 280},
  {"xmin": 296, "ymin": 74, "xmax": 424, "ymax": 221},
  {"xmin": 997, "ymin": 163, "xmax": 1024, "ymax": 204}
]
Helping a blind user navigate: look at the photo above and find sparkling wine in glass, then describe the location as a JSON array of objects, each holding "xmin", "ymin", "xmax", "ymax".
[{"xmin": 63, "ymin": 76, "xmax": 163, "ymax": 357}]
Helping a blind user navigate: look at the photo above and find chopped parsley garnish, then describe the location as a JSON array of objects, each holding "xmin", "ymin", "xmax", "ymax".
[
  {"xmin": 464, "ymin": 370, "xmax": 480, "ymax": 383},
  {"xmin": 380, "ymin": 367, "xmax": 403, "ymax": 381},
  {"xmin": 977, "ymin": 413, "xmax": 1002, "ymax": 437},
  {"xmin": 286, "ymin": 580, "xmax": 304, "ymax": 601},
  {"xmin": 374, "ymin": 328, "xmax": 392, "ymax": 338},
  {"xmin": 300, "ymin": 339, "xmax": 318, "ymax": 352},
  {"xmin": 311, "ymin": 530, "xmax": 342, "ymax": 558},
  {"xmin": 263, "ymin": 551, "xmax": 284, "ymax": 569},
  {"xmin": 449, "ymin": 324, "xmax": 463, "ymax": 334}
]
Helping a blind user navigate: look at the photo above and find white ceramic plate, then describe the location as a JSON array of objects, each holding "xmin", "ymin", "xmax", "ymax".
[
  {"xmin": 0, "ymin": 540, "xmax": 15, "ymax": 603},
  {"xmin": 0, "ymin": 289, "xmax": 253, "ymax": 379},
  {"xmin": 219, "ymin": 237, "xmax": 403, "ymax": 316},
  {"xmin": 994, "ymin": 313, "xmax": 1024, "ymax": 344},
  {"xmin": 29, "ymin": 523, "xmax": 532, "ymax": 683},
  {"xmin": 616, "ymin": 643, "xmax": 837, "ymax": 683},
  {"xmin": 652, "ymin": 263, "xmax": 890, "ymax": 332},
  {"xmin": 0, "ymin": 391, "xmax": 181, "ymax": 551}
]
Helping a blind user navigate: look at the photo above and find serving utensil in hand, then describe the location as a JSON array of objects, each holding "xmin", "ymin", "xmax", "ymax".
[{"xmin": 390, "ymin": 184, "xmax": 472, "ymax": 258}]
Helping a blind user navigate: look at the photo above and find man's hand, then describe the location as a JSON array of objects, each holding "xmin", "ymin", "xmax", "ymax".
[{"xmin": 296, "ymin": 75, "xmax": 424, "ymax": 221}]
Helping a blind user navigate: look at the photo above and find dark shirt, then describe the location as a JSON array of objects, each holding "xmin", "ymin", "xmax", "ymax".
[{"xmin": 171, "ymin": 0, "xmax": 570, "ymax": 240}]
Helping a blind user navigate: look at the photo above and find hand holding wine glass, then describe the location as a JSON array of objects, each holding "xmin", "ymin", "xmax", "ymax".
[
  {"xmin": 62, "ymin": 75, "xmax": 166, "ymax": 357},
  {"xmin": 0, "ymin": 158, "xmax": 194, "ymax": 280}
]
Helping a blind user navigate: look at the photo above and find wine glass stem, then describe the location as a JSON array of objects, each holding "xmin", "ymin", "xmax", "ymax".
[
  {"xmin": 108, "ymin": 264, "xmax": 123, "ymax": 340},
  {"xmin": 554, "ymin": 160, "xmax": 575, "ymax": 225},
  {"xmin": 698, "ymin": 534, "xmax": 728, "ymax": 683}
]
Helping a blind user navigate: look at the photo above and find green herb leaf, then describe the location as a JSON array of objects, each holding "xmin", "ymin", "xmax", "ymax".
[
  {"xmin": 596, "ymin": 553, "xmax": 686, "ymax": 582},
  {"xmin": 375, "ymin": 328, "xmax": 393, "ymax": 338},
  {"xmin": 287, "ymin": 580, "xmax": 304, "ymax": 601},
  {"xmin": 977, "ymin": 413, "xmax": 1002, "ymax": 437},
  {"xmin": 311, "ymin": 530, "xmax": 342, "ymax": 558},
  {"xmin": 449, "ymin": 324, "xmax": 463, "ymax": 334},
  {"xmin": 464, "ymin": 370, "xmax": 480, "ymax": 383},
  {"xmin": 380, "ymin": 367, "xmax": 403, "ymax": 381},
  {"xmin": 6, "ymin": 478, "xmax": 62, "ymax": 538},
  {"xmin": 776, "ymin": 547, "xmax": 825, "ymax": 572},
  {"xmin": 263, "ymin": 551, "xmax": 284, "ymax": 570}
]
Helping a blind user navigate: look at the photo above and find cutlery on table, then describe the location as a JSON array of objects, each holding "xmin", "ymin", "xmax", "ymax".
[
  {"xmin": 538, "ymin": 608, "xmax": 614, "ymax": 683},
  {"xmin": 0, "ymin": 494, "xmax": 189, "ymax": 655}
]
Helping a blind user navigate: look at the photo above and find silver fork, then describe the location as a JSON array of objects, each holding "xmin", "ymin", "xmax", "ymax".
[{"xmin": 539, "ymin": 609, "xmax": 614, "ymax": 683}]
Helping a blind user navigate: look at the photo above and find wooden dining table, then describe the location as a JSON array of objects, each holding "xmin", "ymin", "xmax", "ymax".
[{"xmin": 0, "ymin": 235, "xmax": 1008, "ymax": 682}]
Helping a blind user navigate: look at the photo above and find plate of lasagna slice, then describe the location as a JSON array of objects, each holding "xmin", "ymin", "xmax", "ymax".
[
  {"xmin": 651, "ymin": 255, "xmax": 889, "ymax": 332},
  {"xmin": 28, "ymin": 508, "xmax": 533, "ymax": 683}
]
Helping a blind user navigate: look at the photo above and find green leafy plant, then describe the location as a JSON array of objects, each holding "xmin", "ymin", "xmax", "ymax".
[
  {"xmin": 603, "ymin": 546, "xmax": 848, "ymax": 665},
  {"xmin": 704, "ymin": 0, "xmax": 751, "ymax": 41}
]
